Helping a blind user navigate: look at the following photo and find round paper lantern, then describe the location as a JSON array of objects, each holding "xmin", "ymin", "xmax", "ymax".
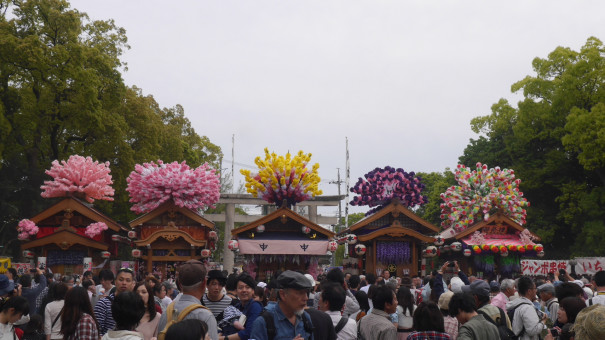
[
  {"xmin": 526, "ymin": 244, "xmax": 534, "ymax": 251},
  {"xmin": 490, "ymin": 245, "xmax": 499, "ymax": 253},
  {"xmin": 518, "ymin": 245, "xmax": 526, "ymax": 253},
  {"xmin": 131, "ymin": 249, "xmax": 141, "ymax": 258},
  {"xmin": 434, "ymin": 236, "xmax": 444, "ymax": 246},
  {"xmin": 464, "ymin": 249, "xmax": 472, "ymax": 257},
  {"xmin": 422, "ymin": 249, "xmax": 428, "ymax": 257},
  {"xmin": 256, "ymin": 225, "xmax": 265, "ymax": 233},
  {"xmin": 443, "ymin": 245, "xmax": 451, "ymax": 252},
  {"xmin": 127, "ymin": 231, "xmax": 136, "ymax": 239},
  {"xmin": 501, "ymin": 250, "xmax": 509, "ymax": 257},
  {"xmin": 482, "ymin": 244, "xmax": 490, "ymax": 251},
  {"xmin": 473, "ymin": 245, "xmax": 481, "ymax": 254},
  {"xmin": 111, "ymin": 235, "xmax": 121, "ymax": 242},
  {"xmin": 22, "ymin": 250, "xmax": 34, "ymax": 258},
  {"xmin": 327, "ymin": 241, "xmax": 338, "ymax": 252},
  {"xmin": 534, "ymin": 244, "xmax": 544, "ymax": 252},
  {"xmin": 426, "ymin": 246, "xmax": 437, "ymax": 257},
  {"xmin": 101, "ymin": 251, "xmax": 111, "ymax": 259},
  {"xmin": 301, "ymin": 226, "xmax": 311, "ymax": 234},
  {"xmin": 228, "ymin": 240, "xmax": 239, "ymax": 251},
  {"xmin": 346, "ymin": 234, "xmax": 358, "ymax": 245},
  {"xmin": 209, "ymin": 230, "xmax": 218, "ymax": 240},
  {"xmin": 355, "ymin": 244, "xmax": 366, "ymax": 256},
  {"xmin": 537, "ymin": 251, "xmax": 545, "ymax": 258},
  {"xmin": 451, "ymin": 242, "xmax": 462, "ymax": 251},
  {"xmin": 200, "ymin": 249, "xmax": 212, "ymax": 258}
]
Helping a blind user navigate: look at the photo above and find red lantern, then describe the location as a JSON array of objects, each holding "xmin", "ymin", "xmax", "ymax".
[
  {"xmin": 111, "ymin": 235, "xmax": 121, "ymax": 242},
  {"xmin": 127, "ymin": 231, "xmax": 136, "ymax": 239},
  {"xmin": 426, "ymin": 246, "xmax": 437, "ymax": 257},
  {"xmin": 327, "ymin": 241, "xmax": 338, "ymax": 252},
  {"xmin": 354, "ymin": 244, "xmax": 366, "ymax": 256},
  {"xmin": 200, "ymin": 249, "xmax": 212, "ymax": 258},
  {"xmin": 434, "ymin": 236, "xmax": 444, "ymax": 246},
  {"xmin": 537, "ymin": 251, "xmax": 545, "ymax": 257},
  {"xmin": 301, "ymin": 226, "xmax": 311, "ymax": 234},
  {"xmin": 22, "ymin": 250, "xmax": 34, "ymax": 258},
  {"xmin": 228, "ymin": 240, "xmax": 239, "ymax": 251},
  {"xmin": 101, "ymin": 251, "xmax": 111, "ymax": 259},
  {"xmin": 346, "ymin": 234, "xmax": 358, "ymax": 244},
  {"xmin": 256, "ymin": 225, "xmax": 265, "ymax": 233},
  {"xmin": 464, "ymin": 249, "xmax": 472, "ymax": 257},
  {"xmin": 131, "ymin": 249, "xmax": 141, "ymax": 258},
  {"xmin": 208, "ymin": 230, "xmax": 218, "ymax": 240}
]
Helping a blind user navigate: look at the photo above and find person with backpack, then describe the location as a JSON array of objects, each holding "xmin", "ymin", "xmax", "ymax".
[
  {"xmin": 506, "ymin": 276, "xmax": 548, "ymax": 340},
  {"xmin": 319, "ymin": 282, "xmax": 356, "ymax": 340},
  {"xmin": 158, "ymin": 260, "xmax": 218, "ymax": 340},
  {"xmin": 249, "ymin": 271, "xmax": 314, "ymax": 340},
  {"xmin": 461, "ymin": 279, "xmax": 513, "ymax": 337},
  {"xmin": 218, "ymin": 273, "xmax": 263, "ymax": 340},
  {"xmin": 448, "ymin": 293, "xmax": 500, "ymax": 340},
  {"xmin": 537, "ymin": 283, "xmax": 559, "ymax": 323}
]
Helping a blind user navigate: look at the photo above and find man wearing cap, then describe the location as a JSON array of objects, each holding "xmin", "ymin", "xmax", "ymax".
[
  {"xmin": 0, "ymin": 275, "xmax": 15, "ymax": 298},
  {"xmin": 94, "ymin": 267, "xmax": 136, "ymax": 336},
  {"xmin": 538, "ymin": 283, "xmax": 559, "ymax": 323},
  {"xmin": 158, "ymin": 260, "xmax": 218, "ymax": 340},
  {"xmin": 204, "ymin": 270, "xmax": 235, "ymax": 322},
  {"xmin": 250, "ymin": 271, "xmax": 314, "ymax": 340},
  {"xmin": 462, "ymin": 279, "xmax": 512, "ymax": 330}
]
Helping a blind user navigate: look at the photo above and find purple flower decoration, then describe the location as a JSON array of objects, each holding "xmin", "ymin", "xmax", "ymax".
[{"xmin": 376, "ymin": 242, "xmax": 411, "ymax": 264}]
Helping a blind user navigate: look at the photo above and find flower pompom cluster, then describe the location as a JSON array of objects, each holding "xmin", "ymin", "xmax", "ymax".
[
  {"xmin": 240, "ymin": 148, "xmax": 322, "ymax": 207},
  {"xmin": 85, "ymin": 222, "xmax": 108, "ymax": 238},
  {"xmin": 440, "ymin": 162, "xmax": 529, "ymax": 232},
  {"xmin": 126, "ymin": 160, "xmax": 220, "ymax": 214},
  {"xmin": 40, "ymin": 155, "xmax": 114, "ymax": 203},
  {"xmin": 350, "ymin": 166, "xmax": 427, "ymax": 215},
  {"xmin": 17, "ymin": 219, "xmax": 39, "ymax": 240}
]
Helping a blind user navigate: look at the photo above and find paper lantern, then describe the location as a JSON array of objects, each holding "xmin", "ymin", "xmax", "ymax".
[
  {"xmin": 228, "ymin": 240, "xmax": 239, "ymax": 251},
  {"xmin": 200, "ymin": 249, "xmax": 212, "ymax": 258},
  {"xmin": 537, "ymin": 251, "xmax": 545, "ymax": 258},
  {"xmin": 131, "ymin": 249, "xmax": 141, "ymax": 258},
  {"xmin": 490, "ymin": 245, "xmax": 499, "ymax": 253},
  {"xmin": 443, "ymin": 245, "xmax": 451, "ymax": 252},
  {"xmin": 518, "ymin": 246, "xmax": 526, "ymax": 253},
  {"xmin": 501, "ymin": 250, "xmax": 509, "ymax": 257},
  {"xmin": 127, "ymin": 231, "xmax": 136, "ymax": 239},
  {"xmin": 526, "ymin": 244, "xmax": 534, "ymax": 251},
  {"xmin": 327, "ymin": 241, "xmax": 338, "ymax": 252},
  {"xmin": 464, "ymin": 249, "xmax": 472, "ymax": 257},
  {"xmin": 355, "ymin": 244, "xmax": 366, "ymax": 256},
  {"xmin": 346, "ymin": 234, "xmax": 358, "ymax": 245},
  {"xmin": 426, "ymin": 246, "xmax": 437, "ymax": 257},
  {"xmin": 22, "ymin": 250, "xmax": 34, "ymax": 258},
  {"xmin": 434, "ymin": 236, "xmax": 444, "ymax": 246},
  {"xmin": 101, "ymin": 251, "xmax": 111, "ymax": 259},
  {"xmin": 301, "ymin": 226, "xmax": 311, "ymax": 234},
  {"xmin": 422, "ymin": 249, "xmax": 428, "ymax": 257},
  {"xmin": 451, "ymin": 242, "xmax": 462, "ymax": 251},
  {"xmin": 111, "ymin": 235, "xmax": 121, "ymax": 242},
  {"xmin": 534, "ymin": 244, "xmax": 543, "ymax": 252},
  {"xmin": 256, "ymin": 225, "xmax": 265, "ymax": 233}
]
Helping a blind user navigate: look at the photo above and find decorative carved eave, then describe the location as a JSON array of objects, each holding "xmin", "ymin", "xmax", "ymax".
[
  {"xmin": 134, "ymin": 229, "xmax": 207, "ymax": 247},
  {"xmin": 358, "ymin": 224, "xmax": 436, "ymax": 243},
  {"xmin": 21, "ymin": 229, "xmax": 108, "ymax": 251},
  {"xmin": 231, "ymin": 205, "xmax": 335, "ymax": 239},
  {"xmin": 29, "ymin": 197, "xmax": 124, "ymax": 231},
  {"xmin": 455, "ymin": 211, "xmax": 540, "ymax": 240},
  {"xmin": 129, "ymin": 201, "xmax": 214, "ymax": 229}
]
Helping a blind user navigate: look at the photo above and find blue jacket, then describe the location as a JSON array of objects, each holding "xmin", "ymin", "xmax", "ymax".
[{"xmin": 250, "ymin": 303, "xmax": 313, "ymax": 340}]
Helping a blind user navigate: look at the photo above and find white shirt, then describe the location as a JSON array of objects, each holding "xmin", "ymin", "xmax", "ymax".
[
  {"xmin": 587, "ymin": 292, "xmax": 605, "ymax": 306},
  {"xmin": 44, "ymin": 300, "xmax": 64, "ymax": 339},
  {"xmin": 0, "ymin": 323, "xmax": 15, "ymax": 340},
  {"xmin": 325, "ymin": 310, "xmax": 357, "ymax": 340}
]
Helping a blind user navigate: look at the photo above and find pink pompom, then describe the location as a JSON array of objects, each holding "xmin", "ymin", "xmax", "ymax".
[{"xmin": 85, "ymin": 222, "xmax": 108, "ymax": 238}]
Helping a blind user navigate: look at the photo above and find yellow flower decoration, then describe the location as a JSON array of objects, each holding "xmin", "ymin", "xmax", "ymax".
[{"xmin": 240, "ymin": 148, "xmax": 322, "ymax": 207}]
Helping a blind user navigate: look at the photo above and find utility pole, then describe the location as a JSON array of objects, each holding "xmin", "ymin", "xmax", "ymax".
[
  {"xmin": 231, "ymin": 134, "xmax": 235, "ymax": 193},
  {"xmin": 329, "ymin": 169, "xmax": 343, "ymax": 233}
]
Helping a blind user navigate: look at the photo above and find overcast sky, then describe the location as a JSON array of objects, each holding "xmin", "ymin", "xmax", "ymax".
[{"xmin": 70, "ymin": 1, "xmax": 605, "ymax": 217}]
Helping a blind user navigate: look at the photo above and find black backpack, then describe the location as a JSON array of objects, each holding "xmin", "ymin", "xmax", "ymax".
[
  {"xmin": 334, "ymin": 316, "xmax": 349, "ymax": 334},
  {"xmin": 506, "ymin": 302, "xmax": 533, "ymax": 340},
  {"xmin": 261, "ymin": 310, "xmax": 314, "ymax": 340},
  {"xmin": 478, "ymin": 307, "xmax": 517, "ymax": 340}
]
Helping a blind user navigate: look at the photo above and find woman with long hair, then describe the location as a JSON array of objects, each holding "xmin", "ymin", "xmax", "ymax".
[
  {"xmin": 44, "ymin": 283, "xmax": 68, "ymax": 340},
  {"xmin": 60, "ymin": 286, "xmax": 98, "ymax": 340},
  {"xmin": 396, "ymin": 286, "xmax": 416, "ymax": 340},
  {"xmin": 134, "ymin": 282, "xmax": 161, "ymax": 340},
  {"xmin": 0, "ymin": 296, "xmax": 29, "ymax": 340},
  {"xmin": 405, "ymin": 302, "xmax": 451, "ymax": 340}
]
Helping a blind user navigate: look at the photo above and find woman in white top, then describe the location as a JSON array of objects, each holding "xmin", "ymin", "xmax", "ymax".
[
  {"xmin": 0, "ymin": 296, "xmax": 29, "ymax": 340},
  {"xmin": 44, "ymin": 282, "xmax": 68, "ymax": 340},
  {"xmin": 134, "ymin": 282, "xmax": 161, "ymax": 340},
  {"xmin": 396, "ymin": 287, "xmax": 416, "ymax": 340}
]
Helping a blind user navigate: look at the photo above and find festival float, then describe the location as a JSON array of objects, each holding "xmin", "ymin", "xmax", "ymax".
[
  {"xmin": 19, "ymin": 155, "xmax": 126, "ymax": 275},
  {"xmin": 126, "ymin": 160, "xmax": 219, "ymax": 280},
  {"xmin": 436, "ymin": 163, "xmax": 542, "ymax": 277},
  {"xmin": 337, "ymin": 166, "xmax": 439, "ymax": 277},
  {"xmin": 232, "ymin": 149, "xmax": 335, "ymax": 281}
]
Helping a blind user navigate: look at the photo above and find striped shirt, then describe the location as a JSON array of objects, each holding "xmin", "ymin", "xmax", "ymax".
[
  {"xmin": 94, "ymin": 293, "xmax": 115, "ymax": 336},
  {"xmin": 203, "ymin": 294, "xmax": 233, "ymax": 318}
]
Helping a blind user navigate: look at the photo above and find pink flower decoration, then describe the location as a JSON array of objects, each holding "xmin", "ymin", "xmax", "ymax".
[
  {"xmin": 126, "ymin": 160, "xmax": 220, "ymax": 214},
  {"xmin": 85, "ymin": 222, "xmax": 108, "ymax": 238},
  {"xmin": 17, "ymin": 219, "xmax": 39, "ymax": 240},
  {"xmin": 40, "ymin": 155, "xmax": 114, "ymax": 203}
]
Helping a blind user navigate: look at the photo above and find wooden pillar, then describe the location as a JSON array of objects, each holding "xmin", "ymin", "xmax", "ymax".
[
  {"xmin": 223, "ymin": 203, "xmax": 236, "ymax": 273},
  {"xmin": 147, "ymin": 244, "xmax": 153, "ymax": 275}
]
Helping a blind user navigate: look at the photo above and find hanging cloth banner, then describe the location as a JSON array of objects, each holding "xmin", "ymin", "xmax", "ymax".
[{"xmin": 238, "ymin": 239, "xmax": 329, "ymax": 255}]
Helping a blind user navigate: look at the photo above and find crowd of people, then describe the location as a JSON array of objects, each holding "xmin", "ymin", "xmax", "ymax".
[{"xmin": 1, "ymin": 260, "xmax": 605, "ymax": 340}]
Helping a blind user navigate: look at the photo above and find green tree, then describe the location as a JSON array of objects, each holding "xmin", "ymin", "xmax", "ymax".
[{"xmin": 416, "ymin": 170, "xmax": 456, "ymax": 227}]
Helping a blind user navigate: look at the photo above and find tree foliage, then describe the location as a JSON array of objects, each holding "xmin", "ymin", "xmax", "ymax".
[
  {"xmin": 460, "ymin": 37, "xmax": 605, "ymax": 257},
  {"xmin": 0, "ymin": 0, "xmax": 221, "ymax": 256}
]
